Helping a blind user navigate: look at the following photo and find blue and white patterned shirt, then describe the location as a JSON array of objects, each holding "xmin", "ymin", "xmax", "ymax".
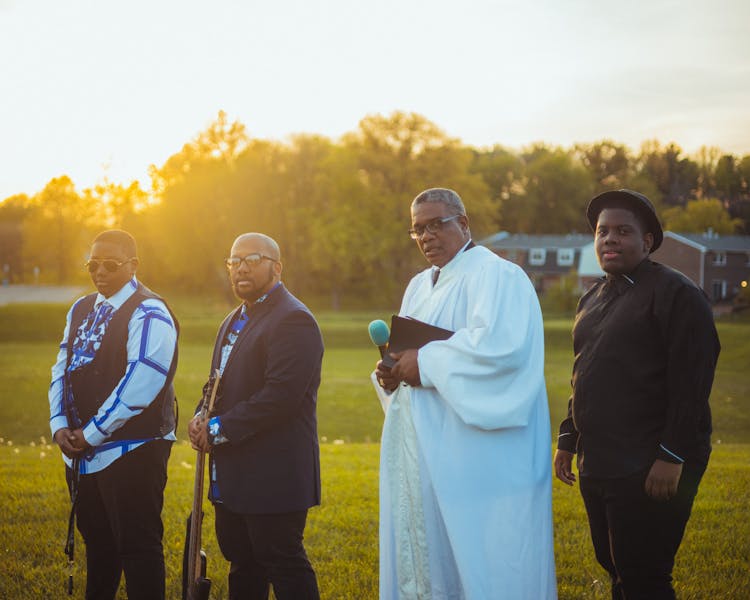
[{"xmin": 48, "ymin": 277, "xmax": 177, "ymax": 474}]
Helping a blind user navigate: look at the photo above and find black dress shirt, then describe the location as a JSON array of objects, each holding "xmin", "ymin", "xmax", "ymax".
[{"xmin": 557, "ymin": 259, "xmax": 720, "ymax": 478}]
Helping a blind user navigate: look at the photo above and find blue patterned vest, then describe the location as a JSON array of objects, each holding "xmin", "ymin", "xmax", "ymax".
[{"xmin": 64, "ymin": 284, "xmax": 179, "ymax": 441}]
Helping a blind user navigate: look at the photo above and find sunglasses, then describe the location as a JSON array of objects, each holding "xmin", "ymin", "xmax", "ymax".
[{"xmin": 84, "ymin": 258, "xmax": 134, "ymax": 273}]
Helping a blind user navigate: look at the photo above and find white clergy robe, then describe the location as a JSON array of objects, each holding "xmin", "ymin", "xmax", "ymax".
[{"xmin": 379, "ymin": 244, "xmax": 557, "ymax": 599}]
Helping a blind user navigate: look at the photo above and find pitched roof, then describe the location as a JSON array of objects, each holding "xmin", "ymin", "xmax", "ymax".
[
  {"xmin": 480, "ymin": 232, "xmax": 592, "ymax": 250},
  {"xmin": 665, "ymin": 232, "xmax": 750, "ymax": 252}
]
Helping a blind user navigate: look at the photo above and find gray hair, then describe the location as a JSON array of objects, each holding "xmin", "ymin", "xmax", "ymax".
[{"xmin": 411, "ymin": 188, "xmax": 466, "ymax": 216}]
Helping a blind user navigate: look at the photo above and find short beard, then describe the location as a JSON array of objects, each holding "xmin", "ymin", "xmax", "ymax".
[{"xmin": 233, "ymin": 264, "xmax": 275, "ymax": 303}]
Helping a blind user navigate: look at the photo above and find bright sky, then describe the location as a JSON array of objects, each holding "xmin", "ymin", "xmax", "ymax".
[{"xmin": 1, "ymin": 0, "xmax": 749, "ymax": 200}]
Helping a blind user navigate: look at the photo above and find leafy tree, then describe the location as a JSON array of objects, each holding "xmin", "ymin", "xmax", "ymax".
[
  {"xmin": 662, "ymin": 198, "xmax": 742, "ymax": 234},
  {"xmin": 143, "ymin": 112, "xmax": 252, "ymax": 292},
  {"xmin": 504, "ymin": 144, "xmax": 593, "ymax": 234},
  {"xmin": 470, "ymin": 145, "xmax": 524, "ymax": 232},
  {"xmin": 636, "ymin": 141, "xmax": 699, "ymax": 206},
  {"xmin": 15, "ymin": 110, "xmax": 746, "ymax": 301},
  {"xmin": 714, "ymin": 155, "xmax": 742, "ymax": 203},
  {"xmin": 693, "ymin": 145, "xmax": 723, "ymax": 198},
  {"xmin": 271, "ymin": 134, "xmax": 341, "ymax": 297},
  {"xmin": 731, "ymin": 155, "xmax": 750, "ymax": 233},
  {"xmin": 23, "ymin": 177, "xmax": 100, "ymax": 284},
  {"xmin": 288, "ymin": 137, "xmax": 378, "ymax": 307},
  {"xmin": 739, "ymin": 155, "xmax": 750, "ymax": 193},
  {"xmin": 0, "ymin": 195, "xmax": 29, "ymax": 282},
  {"xmin": 83, "ymin": 179, "xmax": 149, "ymax": 230},
  {"xmin": 150, "ymin": 110, "xmax": 249, "ymax": 195},
  {"xmin": 574, "ymin": 140, "xmax": 631, "ymax": 192},
  {"xmin": 343, "ymin": 111, "xmax": 491, "ymax": 304}
]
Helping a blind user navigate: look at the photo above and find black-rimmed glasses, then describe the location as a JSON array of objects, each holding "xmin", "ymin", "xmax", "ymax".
[
  {"xmin": 408, "ymin": 214, "xmax": 462, "ymax": 239},
  {"xmin": 84, "ymin": 258, "xmax": 134, "ymax": 273},
  {"xmin": 225, "ymin": 254, "xmax": 278, "ymax": 269}
]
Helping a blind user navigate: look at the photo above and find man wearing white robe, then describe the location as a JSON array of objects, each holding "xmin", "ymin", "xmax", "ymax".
[{"xmin": 375, "ymin": 188, "xmax": 557, "ymax": 599}]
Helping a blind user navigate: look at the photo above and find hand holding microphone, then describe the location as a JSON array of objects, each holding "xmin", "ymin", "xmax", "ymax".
[
  {"xmin": 368, "ymin": 319, "xmax": 399, "ymax": 392},
  {"xmin": 368, "ymin": 319, "xmax": 390, "ymax": 358}
]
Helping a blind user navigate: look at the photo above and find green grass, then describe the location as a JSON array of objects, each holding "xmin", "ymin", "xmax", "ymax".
[
  {"xmin": 1, "ymin": 442, "xmax": 747, "ymax": 599},
  {"xmin": 0, "ymin": 302, "xmax": 749, "ymax": 598}
]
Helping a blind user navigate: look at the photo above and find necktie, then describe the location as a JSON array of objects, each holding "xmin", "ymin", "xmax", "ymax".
[
  {"xmin": 432, "ymin": 268, "xmax": 440, "ymax": 286},
  {"xmin": 68, "ymin": 301, "xmax": 114, "ymax": 371}
]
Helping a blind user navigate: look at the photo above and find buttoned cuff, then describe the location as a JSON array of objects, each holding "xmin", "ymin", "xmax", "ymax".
[
  {"xmin": 557, "ymin": 432, "xmax": 578, "ymax": 454},
  {"xmin": 657, "ymin": 444, "xmax": 684, "ymax": 464},
  {"xmin": 82, "ymin": 420, "xmax": 107, "ymax": 447},
  {"xmin": 50, "ymin": 416, "xmax": 69, "ymax": 437}
]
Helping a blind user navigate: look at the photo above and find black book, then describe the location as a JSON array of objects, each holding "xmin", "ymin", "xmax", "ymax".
[{"xmin": 381, "ymin": 315, "xmax": 454, "ymax": 368}]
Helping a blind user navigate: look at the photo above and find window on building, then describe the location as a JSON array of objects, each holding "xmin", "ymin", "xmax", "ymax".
[
  {"xmin": 529, "ymin": 248, "xmax": 546, "ymax": 266},
  {"xmin": 557, "ymin": 248, "xmax": 575, "ymax": 266},
  {"xmin": 712, "ymin": 252, "xmax": 727, "ymax": 266},
  {"xmin": 711, "ymin": 280, "xmax": 727, "ymax": 301}
]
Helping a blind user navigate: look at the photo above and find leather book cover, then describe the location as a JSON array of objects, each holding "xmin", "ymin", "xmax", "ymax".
[{"xmin": 381, "ymin": 315, "xmax": 454, "ymax": 368}]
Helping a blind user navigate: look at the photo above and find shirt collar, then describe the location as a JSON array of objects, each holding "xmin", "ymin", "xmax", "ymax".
[
  {"xmin": 242, "ymin": 280, "xmax": 282, "ymax": 310},
  {"xmin": 94, "ymin": 277, "xmax": 138, "ymax": 311},
  {"xmin": 434, "ymin": 239, "xmax": 474, "ymax": 277},
  {"xmin": 604, "ymin": 258, "xmax": 650, "ymax": 287}
]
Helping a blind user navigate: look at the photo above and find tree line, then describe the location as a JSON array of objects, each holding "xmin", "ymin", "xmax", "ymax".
[{"xmin": 1, "ymin": 111, "xmax": 749, "ymax": 307}]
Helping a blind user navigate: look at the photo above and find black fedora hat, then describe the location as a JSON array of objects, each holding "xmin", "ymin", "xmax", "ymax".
[{"xmin": 586, "ymin": 189, "xmax": 663, "ymax": 253}]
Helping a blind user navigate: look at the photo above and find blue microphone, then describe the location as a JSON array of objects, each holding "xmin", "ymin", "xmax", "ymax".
[{"xmin": 368, "ymin": 319, "xmax": 390, "ymax": 358}]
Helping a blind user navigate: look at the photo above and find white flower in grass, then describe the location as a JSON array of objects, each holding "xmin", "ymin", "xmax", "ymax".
[
  {"xmin": 30, "ymin": 441, "xmax": 36, "ymax": 447},
  {"xmin": 40, "ymin": 451, "xmax": 46, "ymax": 459},
  {"xmin": 13, "ymin": 448, "xmax": 19, "ymax": 454},
  {"xmin": 333, "ymin": 439, "xmax": 345, "ymax": 445},
  {"xmin": 321, "ymin": 436, "xmax": 328, "ymax": 443},
  {"xmin": 40, "ymin": 436, "xmax": 47, "ymax": 445},
  {"xmin": 6, "ymin": 440, "xmax": 12, "ymax": 446}
]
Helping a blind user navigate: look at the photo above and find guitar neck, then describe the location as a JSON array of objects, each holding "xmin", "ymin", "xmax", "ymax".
[{"xmin": 187, "ymin": 449, "xmax": 207, "ymax": 588}]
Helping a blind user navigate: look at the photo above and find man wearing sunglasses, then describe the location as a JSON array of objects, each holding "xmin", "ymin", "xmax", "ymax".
[
  {"xmin": 48, "ymin": 229, "xmax": 178, "ymax": 599},
  {"xmin": 188, "ymin": 232, "xmax": 323, "ymax": 600},
  {"xmin": 374, "ymin": 188, "xmax": 557, "ymax": 598}
]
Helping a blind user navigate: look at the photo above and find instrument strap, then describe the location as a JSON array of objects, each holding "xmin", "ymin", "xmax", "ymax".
[{"xmin": 64, "ymin": 458, "xmax": 81, "ymax": 595}]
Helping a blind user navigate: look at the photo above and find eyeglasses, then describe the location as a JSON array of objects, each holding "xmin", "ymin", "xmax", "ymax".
[
  {"xmin": 408, "ymin": 214, "xmax": 462, "ymax": 239},
  {"xmin": 84, "ymin": 258, "xmax": 134, "ymax": 273},
  {"xmin": 225, "ymin": 254, "xmax": 278, "ymax": 270}
]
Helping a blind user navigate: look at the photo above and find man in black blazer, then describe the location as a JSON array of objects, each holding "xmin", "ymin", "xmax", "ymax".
[{"xmin": 188, "ymin": 232, "xmax": 323, "ymax": 600}]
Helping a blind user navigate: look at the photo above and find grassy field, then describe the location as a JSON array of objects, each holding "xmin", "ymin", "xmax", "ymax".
[{"xmin": 0, "ymin": 301, "xmax": 749, "ymax": 598}]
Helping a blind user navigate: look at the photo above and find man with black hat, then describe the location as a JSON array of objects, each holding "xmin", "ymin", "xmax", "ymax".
[{"xmin": 553, "ymin": 189, "xmax": 720, "ymax": 599}]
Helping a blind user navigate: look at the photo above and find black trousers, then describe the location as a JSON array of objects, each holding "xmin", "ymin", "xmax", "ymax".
[
  {"xmin": 579, "ymin": 463, "xmax": 705, "ymax": 600},
  {"xmin": 214, "ymin": 504, "xmax": 320, "ymax": 600},
  {"xmin": 66, "ymin": 439, "xmax": 171, "ymax": 600}
]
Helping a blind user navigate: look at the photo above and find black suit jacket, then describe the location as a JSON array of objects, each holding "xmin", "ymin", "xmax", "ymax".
[{"xmin": 207, "ymin": 284, "xmax": 323, "ymax": 515}]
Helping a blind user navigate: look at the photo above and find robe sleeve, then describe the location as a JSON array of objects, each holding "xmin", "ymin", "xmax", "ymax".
[{"xmin": 417, "ymin": 259, "xmax": 546, "ymax": 431}]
